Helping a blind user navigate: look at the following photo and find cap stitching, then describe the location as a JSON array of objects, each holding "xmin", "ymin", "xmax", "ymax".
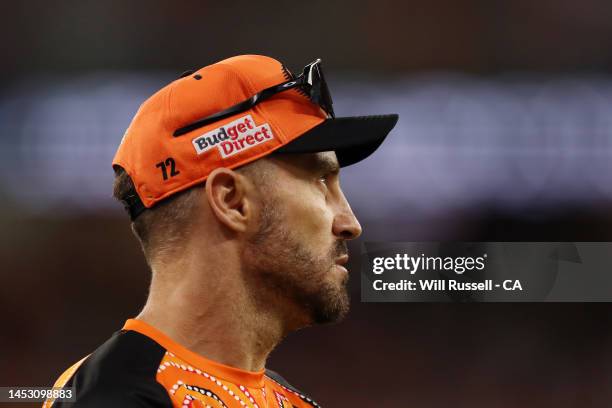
[
  {"xmin": 215, "ymin": 62, "xmax": 257, "ymax": 96},
  {"xmin": 165, "ymin": 78, "xmax": 209, "ymax": 187},
  {"xmin": 165, "ymin": 82, "xmax": 176, "ymax": 133}
]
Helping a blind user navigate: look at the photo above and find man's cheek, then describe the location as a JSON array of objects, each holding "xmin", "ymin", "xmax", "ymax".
[
  {"xmin": 304, "ymin": 204, "xmax": 334, "ymax": 243},
  {"xmin": 282, "ymin": 182, "xmax": 333, "ymax": 232}
]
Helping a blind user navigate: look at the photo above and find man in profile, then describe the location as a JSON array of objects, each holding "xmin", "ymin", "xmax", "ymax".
[{"xmin": 46, "ymin": 54, "xmax": 398, "ymax": 407}]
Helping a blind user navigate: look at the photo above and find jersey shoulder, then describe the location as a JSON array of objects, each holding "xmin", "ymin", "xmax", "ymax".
[
  {"xmin": 265, "ymin": 368, "xmax": 322, "ymax": 407},
  {"xmin": 47, "ymin": 330, "xmax": 172, "ymax": 408}
]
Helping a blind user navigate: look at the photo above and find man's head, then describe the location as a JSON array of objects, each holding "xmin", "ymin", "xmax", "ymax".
[
  {"xmin": 112, "ymin": 54, "xmax": 397, "ymax": 326},
  {"xmin": 113, "ymin": 150, "xmax": 360, "ymax": 325}
]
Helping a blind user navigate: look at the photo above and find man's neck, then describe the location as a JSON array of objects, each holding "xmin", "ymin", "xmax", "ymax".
[{"xmin": 135, "ymin": 260, "xmax": 292, "ymax": 372}]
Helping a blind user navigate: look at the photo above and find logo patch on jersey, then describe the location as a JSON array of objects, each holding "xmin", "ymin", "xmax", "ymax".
[{"xmin": 192, "ymin": 114, "xmax": 275, "ymax": 158}]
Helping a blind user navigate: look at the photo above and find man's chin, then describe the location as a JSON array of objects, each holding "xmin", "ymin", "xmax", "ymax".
[
  {"xmin": 312, "ymin": 306, "xmax": 349, "ymax": 325},
  {"xmin": 310, "ymin": 290, "xmax": 351, "ymax": 325}
]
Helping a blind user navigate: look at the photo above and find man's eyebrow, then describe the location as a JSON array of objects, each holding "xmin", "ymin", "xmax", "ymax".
[{"xmin": 311, "ymin": 155, "xmax": 340, "ymax": 174}]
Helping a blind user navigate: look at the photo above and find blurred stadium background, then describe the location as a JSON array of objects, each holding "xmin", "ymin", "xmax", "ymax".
[{"xmin": 2, "ymin": 0, "xmax": 612, "ymax": 406}]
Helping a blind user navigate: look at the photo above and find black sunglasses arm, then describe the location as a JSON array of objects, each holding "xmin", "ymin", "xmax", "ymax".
[{"xmin": 173, "ymin": 78, "xmax": 304, "ymax": 137}]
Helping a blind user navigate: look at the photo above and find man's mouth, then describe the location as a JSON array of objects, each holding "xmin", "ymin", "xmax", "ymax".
[{"xmin": 335, "ymin": 254, "xmax": 349, "ymax": 266}]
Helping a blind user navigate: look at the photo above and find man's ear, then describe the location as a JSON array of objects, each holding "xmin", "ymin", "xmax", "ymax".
[{"xmin": 205, "ymin": 168, "xmax": 251, "ymax": 233}]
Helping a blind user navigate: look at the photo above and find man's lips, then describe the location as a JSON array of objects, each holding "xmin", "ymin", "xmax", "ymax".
[{"xmin": 335, "ymin": 254, "xmax": 349, "ymax": 266}]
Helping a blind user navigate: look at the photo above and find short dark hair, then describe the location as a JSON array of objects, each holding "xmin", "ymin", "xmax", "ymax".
[{"xmin": 112, "ymin": 166, "xmax": 203, "ymax": 263}]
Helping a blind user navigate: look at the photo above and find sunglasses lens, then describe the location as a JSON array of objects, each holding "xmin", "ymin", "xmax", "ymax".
[
  {"xmin": 316, "ymin": 66, "xmax": 334, "ymax": 118},
  {"xmin": 305, "ymin": 61, "xmax": 335, "ymax": 118}
]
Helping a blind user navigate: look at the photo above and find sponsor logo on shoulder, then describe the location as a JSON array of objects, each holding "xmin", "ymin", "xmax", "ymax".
[{"xmin": 192, "ymin": 114, "xmax": 275, "ymax": 158}]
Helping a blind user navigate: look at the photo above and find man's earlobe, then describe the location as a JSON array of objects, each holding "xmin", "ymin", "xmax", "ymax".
[{"xmin": 205, "ymin": 168, "xmax": 249, "ymax": 232}]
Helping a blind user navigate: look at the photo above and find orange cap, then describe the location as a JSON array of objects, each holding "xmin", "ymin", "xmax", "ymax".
[{"xmin": 113, "ymin": 54, "xmax": 398, "ymax": 218}]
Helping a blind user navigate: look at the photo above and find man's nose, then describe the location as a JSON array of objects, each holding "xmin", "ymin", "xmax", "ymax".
[{"xmin": 332, "ymin": 194, "xmax": 362, "ymax": 240}]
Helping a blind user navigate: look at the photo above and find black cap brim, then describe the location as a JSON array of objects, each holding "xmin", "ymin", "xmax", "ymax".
[{"xmin": 275, "ymin": 114, "xmax": 399, "ymax": 167}]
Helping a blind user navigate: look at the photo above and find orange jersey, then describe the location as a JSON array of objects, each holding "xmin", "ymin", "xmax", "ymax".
[{"xmin": 44, "ymin": 319, "xmax": 321, "ymax": 408}]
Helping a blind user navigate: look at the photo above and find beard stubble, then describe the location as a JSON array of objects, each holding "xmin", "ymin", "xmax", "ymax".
[{"xmin": 244, "ymin": 198, "xmax": 350, "ymax": 325}]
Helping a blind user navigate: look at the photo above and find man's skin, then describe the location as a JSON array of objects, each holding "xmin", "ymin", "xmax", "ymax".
[{"xmin": 136, "ymin": 151, "xmax": 362, "ymax": 373}]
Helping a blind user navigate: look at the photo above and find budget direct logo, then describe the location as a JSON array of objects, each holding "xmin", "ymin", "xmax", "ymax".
[{"xmin": 192, "ymin": 114, "xmax": 274, "ymax": 158}]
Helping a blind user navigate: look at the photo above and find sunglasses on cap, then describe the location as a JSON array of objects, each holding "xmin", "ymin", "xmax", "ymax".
[{"xmin": 173, "ymin": 59, "xmax": 334, "ymax": 137}]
